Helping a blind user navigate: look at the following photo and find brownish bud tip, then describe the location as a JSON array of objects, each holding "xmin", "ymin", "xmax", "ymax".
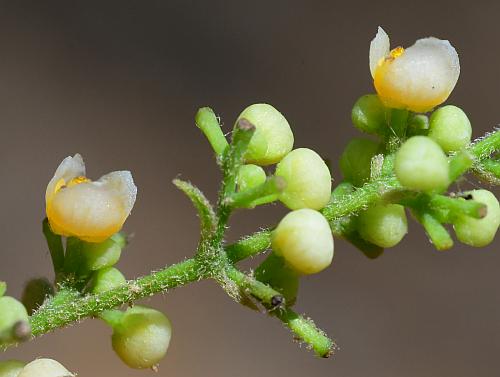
[
  {"xmin": 236, "ymin": 118, "xmax": 256, "ymax": 132},
  {"xmin": 13, "ymin": 320, "xmax": 31, "ymax": 341}
]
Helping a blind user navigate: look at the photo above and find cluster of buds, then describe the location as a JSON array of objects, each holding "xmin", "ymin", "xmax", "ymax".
[{"xmin": 0, "ymin": 26, "xmax": 498, "ymax": 372}]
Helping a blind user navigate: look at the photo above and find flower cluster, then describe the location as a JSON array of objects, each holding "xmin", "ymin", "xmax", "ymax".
[{"xmin": 0, "ymin": 26, "xmax": 499, "ymax": 373}]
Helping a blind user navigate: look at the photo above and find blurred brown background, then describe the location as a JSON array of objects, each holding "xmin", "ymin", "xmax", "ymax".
[{"xmin": 1, "ymin": 1, "xmax": 499, "ymax": 376}]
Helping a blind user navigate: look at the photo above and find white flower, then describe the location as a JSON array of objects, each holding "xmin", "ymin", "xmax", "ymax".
[
  {"xmin": 370, "ymin": 27, "xmax": 460, "ymax": 112},
  {"xmin": 46, "ymin": 154, "xmax": 137, "ymax": 242}
]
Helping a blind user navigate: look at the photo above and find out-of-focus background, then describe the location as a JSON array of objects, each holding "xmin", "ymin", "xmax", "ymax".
[{"xmin": 1, "ymin": 1, "xmax": 499, "ymax": 376}]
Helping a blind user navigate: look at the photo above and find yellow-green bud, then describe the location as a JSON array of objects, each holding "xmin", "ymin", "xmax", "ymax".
[
  {"xmin": 17, "ymin": 359, "xmax": 73, "ymax": 377},
  {"xmin": 428, "ymin": 105, "xmax": 472, "ymax": 153},
  {"xmin": 357, "ymin": 204, "xmax": 408, "ymax": 248},
  {"xmin": 82, "ymin": 233, "xmax": 125, "ymax": 271},
  {"xmin": 0, "ymin": 360, "xmax": 25, "ymax": 377},
  {"xmin": 237, "ymin": 164, "xmax": 266, "ymax": 192},
  {"xmin": 453, "ymin": 190, "xmax": 500, "ymax": 247},
  {"xmin": 21, "ymin": 278, "xmax": 54, "ymax": 315},
  {"xmin": 0, "ymin": 297, "xmax": 29, "ymax": 341},
  {"xmin": 90, "ymin": 267, "xmax": 126, "ymax": 294},
  {"xmin": 236, "ymin": 104, "xmax": 294, "ymax": 165},
  {"xmin": 394, "ymin": 136, "xmax": 449, "ymax": 191},
  {"xmin": 339, "ymin": 138, "xmax": 380, "ymax": 187},
  {"xmin": 272, "ymin": 209, "xmax": 334, "ymax": 275},
  {"xmin": 112, "ymin": 306, "xmax": 172, "ymax": 369},
  {"xmin": 351, "ymin": 94, "xmax": 388, "ymax": 135},
  {"xmin": 275, "ymin": 148, "xmax": 332, "ymax": 210}
]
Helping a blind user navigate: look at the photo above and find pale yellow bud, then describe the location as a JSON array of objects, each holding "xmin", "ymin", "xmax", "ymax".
[
  {"xmin": 272, "ymin": 209, "xmax": 334, "ymax": 275},
  {"xmin": 46, "ymin": 154, "xmax": 137, "ymax": 242},
  {"xmin": 18, "ymin": 359, "xmax": 73, "ymax": 377},
  {"xmin": 370, "ymin": 27, "xmax": 460, "ymax": 112}
]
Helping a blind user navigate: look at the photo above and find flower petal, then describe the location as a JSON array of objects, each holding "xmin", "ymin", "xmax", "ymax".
[
  {"xmin": 97, "ymin": 170, "xmax": 138, "ymax": 216},
  {"xmin": 45, "ymin": 154, "xmax": 85, "ymax": 205},
  {"xmin": 369, "ymin": 26, "xmax": 390, "ymax": 78},
  {"xmin": 374, "ymin": 37, "xmax": 460, "ymax": 112}
]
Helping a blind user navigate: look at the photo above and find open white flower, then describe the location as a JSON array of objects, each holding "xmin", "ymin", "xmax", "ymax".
[
  {"xmin": 46, "ymin": 154, "xmax": 137, "ymax": 243},
  {"xmin": 369, "ymin": 27, "xmax": 460, "ymax": 112}
]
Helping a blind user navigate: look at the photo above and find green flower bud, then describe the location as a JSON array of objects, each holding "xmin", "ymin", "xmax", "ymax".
[
  {"xmin": 112, "ymin": 306, "xmax": 172, "ymax": 369},
  {"xmin": 82, "ymin": 234, "xmax": 124, "ymax": 271},
  {"xmin": 351, "ymin": 94, "xmax": 388, "ymax": 135},
  {"xmin": 236, "ymin": 104, "xmax": 294, "ymax": 165},
  {"xmin": 394, "ymin": 136, "xmax": 449, "ymax": 191},
  {"xmin": 0, "ymin": 360, "xmax": 25, "ymax": 377},
  {"xmin": 0, "ymin": 297, "xmax": 29, "ymax": 342},
  {"xmin": 255, "ymin": 253, "xmax": 299, "ymax": 306},
  {"xmin": 275, "ymin": 148, "xmax": 332, "ymax": 210},
  {"xmin": 90, "ymin": 267, "xmax": 126, "ymax": 294},
  {"xmin": 339, "ymin": 138, "xmax": 380, "ymax": 187},
  {"xmin": 17, "ymin": 359, "xmax": 73, "ymax": 377},
  {"xmin": 272, "ymin": 209, "xmax": 334, "ymax": 275},
  {"xmin": 21, "ymin": 278, "xmax": 54, "ymax": 315},
  {"xmin": 357, "ymin": 204, "xmax": 408, "ymax": 248},
  {"xmin": 237, "ymin": 164, "xmax": 266, "ymax": 192},
  {"xmin": 453, "ymin": 190, "xmax": 500, "ymax": 247},
  {"xmin": 428, "ymin": 105, "xmax": 472, "ymax": 153}
]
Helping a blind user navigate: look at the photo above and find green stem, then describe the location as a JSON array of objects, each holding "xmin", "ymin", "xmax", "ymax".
[
  {"xmin": 448, "ymin": 150, "xmax": 474, "ymax": 182},
  {"xmin": 195, "ymin": 107, "xmax": 229, "ymax": 156},
  {"xmin": 470, "ymin": 129, "xmax": 500, "ymax": 160},
  {"xmin": 412, "ymin": 210, "xmax": 453, "ymax": 251},
  {"xmin": 274, "ymin": 309, "xmax": 334, "ymax": 358},
  {"xmin": 226, "ymin": 230, "xmax": 272, "ymax": 263},
  {"xmin": 428, "ymin": 195, "xmax": 487, "ymax": 220},
  {"xmin": 225, "ymin": 176, "xmax": 286, "ymax": 209},
  {"xmin": 226, "ymin": 267, "xmax": 334, "ymax": 358},
  {"xmin": 42, "ymin": 218, "xmax": 65, "ymax": 275},
  {"xmin": 29, "ymin": 259, "xmax": 201, "ymax": 337}
]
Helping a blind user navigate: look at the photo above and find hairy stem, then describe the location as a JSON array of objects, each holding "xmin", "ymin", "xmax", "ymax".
[{"xmin": 30, "ymin": 259, "xmax": 201, "ymax": 337}]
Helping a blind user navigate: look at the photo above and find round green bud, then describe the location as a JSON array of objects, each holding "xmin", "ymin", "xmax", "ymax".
[
  {"xmin": 236, "ymin": 103, "xmax": 294, "ymax": 165},
  {"xmin": 394, "ymin": 136, "xmax": 449, "ymax": 191},
  {"xmin": 237, "ymin": 164, "xmax": 266, "ymax": 192},
  {"xmin": 275, "ymin": 148, "xmax": 332, "ymax": 210},
  {"xmin": 112, "ymin": 306, "xmax": 172, "ymax": 369},
  {"xmin": 90, "ymin": 267, "xmax": 126, "ymax": 294},
  {"xmin": 428, "ymin": 105, "xmax": 472, "ymax": 153},
  {"xmin": 453, "ymin": 190, "xmax": 500, "ymax": 247},
  {"xmin": 255, "ymin": 253, "xmax": 299, "ymax": 306},
  {"xmin": 272, "ymin": 209, "xmax": 334, "ymax": 275},
  {"xmin": 17, "ymin": 359, "xmax": 73, "ymax": 377},
  {"xmin": 339, "ymin": 138, "xmax": 380, "ymax": 187},
  {"xmin": 351, "ymin": 94, "xmax": 388, "ymax": 135},
  {"xmin": 21, "ymin": 278, "xmax": 54, "ymax": 315},
  {"xmin": 82, "ymin": 235, "xmax": 123, "ymax": 271},
  {"xmin": 0, "ymin": 360, "xmax": 25, "ymax": 377},
  {"xmin": 0, "ymin": 297, "xmax": 29, "ymax": 341},
  {"xmin": 357, "ymin": 204, "xmax": 408, "ymax": 248}
]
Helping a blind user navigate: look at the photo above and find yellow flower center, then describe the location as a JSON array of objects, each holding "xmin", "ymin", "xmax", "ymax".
[{"xmin": 53, "ymin": 176, "xmax": 91, "ymax": 195}]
